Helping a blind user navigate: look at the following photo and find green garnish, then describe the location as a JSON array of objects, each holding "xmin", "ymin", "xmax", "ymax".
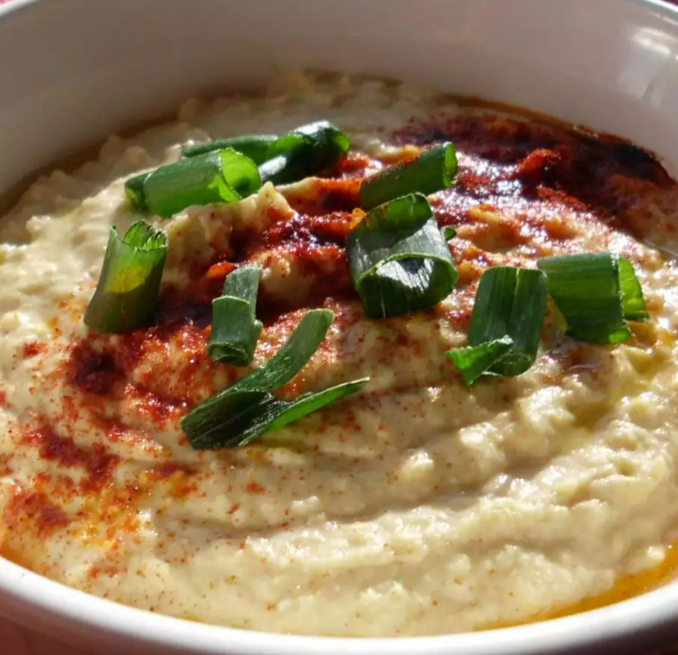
[
  {"xmin": 182, "ymin": 309, "xmax": 369, "ymax": 448},
  {"xmin": 183, "ymin": 379, "xmax": 368, "ymax": 449},
  {"xmin": 360, "ymin": 143, "xmax": 458, "ymax": 211},
  {"xmin": 447, "ymin": 336, "xmax": 515, "ymax": 386},
  {"xmin": 234, "ymin": 309, "xmax": 334, "ymax": 392},
  {"xmin": 207, "ymin": 264, "xmax": 263, "ymax": 366},
  {"xmin": 537, "ymin": 253, "xmax": 647, "ymax": 344},
  {"xmin": 124, "ymin": 173, "xmax": 150, "ymax": 212},
  {"xmin": 347, "ymin": 193, "xmax": 458, "ymax": 319},
  {"xmin": 84, "ymin": 220, "xmax": 168, "ymax": 333},
  {"xmin": 125, "ymin": 148, "xmax": 261, "ymax": 218},
  {"xmin": 259, "ymin": 121, "xmax": 350, "ymax": 185},
  {"xmin": 181, "ymin": 135, "xmax": 277, "ymax": 164},
  {"xmin": 263, "ymin": 379, "xmax": 368, "ymax": 433},
  {"xmin": 258, "ymin": 155, "xmax": 290, "ymax": 185},
  {"xmin": 447, "ymin": 267, "xmax": 548, "ymax": 385},
  {"xmin": 441, "ymin": 225, "xmax": 457, "ymax": 241},
  {"xmin": 618, "ymin": 256, "xmax": 650, "ymax": 322}
]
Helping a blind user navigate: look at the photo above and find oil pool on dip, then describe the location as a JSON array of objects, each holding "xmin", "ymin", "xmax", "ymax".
[{"xmin": 0, "ymin": 71, "xmax": 678, "ymax": 637}]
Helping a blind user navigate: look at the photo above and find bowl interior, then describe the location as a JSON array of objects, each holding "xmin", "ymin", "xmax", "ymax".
[{"xmin": 2, "ymin": 0, "xmax": 678, "ymax": 196}]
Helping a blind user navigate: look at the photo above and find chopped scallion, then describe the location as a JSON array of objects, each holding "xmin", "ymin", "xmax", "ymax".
[
  {"xmin": 360, "ymin": 143, "xmax": 457, "ymax": 211},
  {"xmin": 124, "ymin": 172, "xmax": 150, "ymax": 212},
  {"xmin": 447, "ymin": 267, "xmax": 547, "ymax": 384},
  {"xmin": 347, "ymin": 193, "xmax": 458, "ymax": 319},
  {"xmin": 233, "ymin": 309, "xmax": 334, "ymax": 392},
  {"xmin": 182, "ymin": 308, "xmax": 369, "ymax": 448},
  {"xmin": 260, "ymin": 121, "xmax": 350, "ymax": 185},
  {"xmin": 181, "ymin": 388, "xmax": 271, "ymax": 450},
  {"xmin": 537, "ymin": 253, "xmax": 641, "ymax": 343},
  {"xmin": 441, "ymin": 225, "xmax": 457, "ymax": 241},
  {"xmin": 84, "ymin": 220, "xmax": 168, "ymax": 333},
  {"xmin": 258, "ymin": 155, "xmax": 290, "ymax": 186},
  {"xmin": 447, "ymin": 336, "xmax": 514, "ymax": 386},
  {"xmin": 619, "ymin": 257, "xmax": 650, "ymax": 322},
  {"xmin": 265, "ymin": 379, "xmax": 368, "ymax": 432},
  {"xmin": 182, "ymin": 135, "xmax": 277, "ymax": 164},
  {"xmin": 207, "ymin": 264, "xmax": 263, "ymax": 366},
  {"xmin": 185, "ymin": 379, "xmax": 368, "ymax": 449},
  {"xmin": 125, "ymin": 148, "xmax": 261, "ymax": 218}
]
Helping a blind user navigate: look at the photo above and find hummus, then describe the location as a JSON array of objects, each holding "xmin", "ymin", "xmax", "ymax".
[{"xmin": 1, "ymin": 71, "xmax": 678, "ymax": 636}]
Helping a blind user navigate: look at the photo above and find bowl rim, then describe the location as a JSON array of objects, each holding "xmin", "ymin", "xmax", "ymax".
[{"xmin": 2, "ymin": 0, "xmax": 678, "ymax": 652}]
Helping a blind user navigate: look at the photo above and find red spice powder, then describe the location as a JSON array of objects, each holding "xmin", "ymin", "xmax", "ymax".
[
  {"xmin": 22, "ymin": 341, "xmax": 45, "ymax": 359},
  {"xmin": 4, "ymin": 490, "xmax": 71, "ymax": 538},
  {"xmin": 23, "ymin": 426, "xmax": 120, "ymax": 493},
  {"xmin": 68, "ymin": 342, "xmax": 122, "ymax": 396},
  {"xmin": 246, "ymin": 482, "xmax": 266, "ymax": 495}
]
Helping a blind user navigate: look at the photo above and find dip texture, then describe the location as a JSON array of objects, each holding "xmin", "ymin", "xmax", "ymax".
[{"xmin": 1, "ymin": 72, "xmax": 678, "ymax": 636}]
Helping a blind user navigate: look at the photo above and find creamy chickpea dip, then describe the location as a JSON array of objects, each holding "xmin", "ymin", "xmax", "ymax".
[{"xmin": 1, "ymin": 72, "xmax": 678, "ymax": 637}]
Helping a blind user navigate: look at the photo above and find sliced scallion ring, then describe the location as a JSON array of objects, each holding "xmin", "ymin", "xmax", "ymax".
[
  {"xmin": 447, "ymin": 336, "xmax": 514, "ymax": 386},
  {"xmin": 347, "ymin": 193, "xmax": 458, "ymax": 319},
  {"xmin": 124, "ymin": 172, "xmax": 150, "ymax": 212},
  {"xmin": 260, "ymin": 121, "xmax": 350, "ymax": 185},
  {"xmin": 360, "ymin": 143, "xmax": 458, "ymax": 211},
  {"xmin": 258, "ymin": 155, "xmax": 290, "ymax": 186},
  {"xmin": 182, "ymin": 135, "xmax": 277, "ymax": 163},
  {"xmin": 207, "ymin": 264, "xmax": 263, "ymax": 366},
  {"xmin": 84, "ymin": 220, "xmax": 168, "ymax": 333},
  {"xmin": 536, "ymin": 253, "xmax": 645, "ymax": 343},
  {"xmin": 447, "ymin": 267, "xmax": 548, "ymax": 384},
  {"xmin": 618, "ymin": 256, "xmax": 650, "ymax": 322},
  {"xmin": 124, "ymin": 148, "xmax": 261, "ymax": 218}
]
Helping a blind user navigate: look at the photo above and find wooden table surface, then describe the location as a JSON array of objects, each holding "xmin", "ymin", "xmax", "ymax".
[{"xmin": 2, "ymin": 0, "xmax": 678, "ymax": 652}]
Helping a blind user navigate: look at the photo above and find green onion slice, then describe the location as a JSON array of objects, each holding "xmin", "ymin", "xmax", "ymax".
[
  {"xmin": 260, "ymin": 121, "xmax": 350, "ymax": 185},
  {"xmin": 183, "ymin": 309, "xmax": 332, "ymax": 429},
  {"xmin": 447, "ymin": 267, "xmax": 547, "ymax": 384},
  {"xmin": 207, "ymin": 264, "xmax": 263, "ymax": 365},
  {"xmin": 124, "ymin": 172, "xmax": 150, "ymax": 212},
  {"xmin": 184, "ymin": 379, "xmax": 368, "ymax": 449},
  {"xmin": 236, "ymin": 308, "xmax": 334, "ymax": 392},
  {"xmin": 182, "ymin": 308, "xmax": 369, "ymax": 448},
  {"xmin": 265, "ymin": 379, "xmax": 367, "ymax": 432},
  {"xmin": 618, "ymin": 257, "xmax": 650, "ymax": 322},
  {"xmin": 441, "ymin": 225, "xmax": 457, "ymax": 241},
  {"xmin": 181, "ymin": 388, "xmax": 271, "ymax": 450},
  {"xmin": 84, "ymin": 220, "xmax": 168, "ymax": 333},
  {"xmin": 258, "ymin": 155, "xmax": 291, "ymax": 186},
  {"xmin": 360, "ymin": 143, "xmax": 458, "ymax": 211},
  {"xmin": 182, "ymin": 135, "xmax": 277, "ymax": 164},
  {"xmin": 125, "ymin": 148, "xmax": 261, "ymax": 218},
  {"xmin": 347, "ymin": 193, "xmax": 458, "ymax": 319},
  {"xmin": 537, "ymin": 253, "xmax": 645, "ymax": 343},
  {"xmin": 447, "ymin": 336, "xmax": 514, "ymax": 386}
]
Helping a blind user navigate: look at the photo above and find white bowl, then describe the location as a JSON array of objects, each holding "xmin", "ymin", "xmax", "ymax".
[{"xmin": 2, "ymin": 0, "xmax": 678, "ymax": 652}]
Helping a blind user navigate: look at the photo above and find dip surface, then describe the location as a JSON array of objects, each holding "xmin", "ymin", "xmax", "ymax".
[{"xmin": 1, "ymin": 72, "xmax": 678, "ymax": 636}]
